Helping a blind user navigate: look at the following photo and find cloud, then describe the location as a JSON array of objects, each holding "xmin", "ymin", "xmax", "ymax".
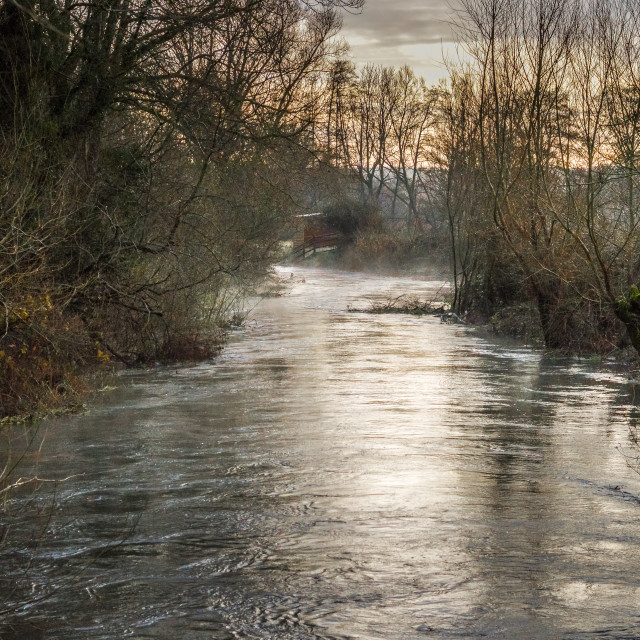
[
  {"xmin": 341, "ymin": 0, "xmax": 459, "ymax": 49},
  {"xmin": 338, "ymin": 0, "xmax": 463, "ymax": 82}
]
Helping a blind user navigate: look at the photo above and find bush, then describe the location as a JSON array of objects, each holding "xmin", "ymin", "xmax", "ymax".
[
  {"xmin": 0, "ymin": 298, "xmax": 96, "ymax": 418},
  {"xmin": 322, "ymin": 199, "xmax": 382, "ymax": 239}
]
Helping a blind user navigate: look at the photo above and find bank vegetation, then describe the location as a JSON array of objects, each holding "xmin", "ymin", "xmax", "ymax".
[{"xmin": 0, "ymin": 0, "xmax": 361, "ymax": 417}]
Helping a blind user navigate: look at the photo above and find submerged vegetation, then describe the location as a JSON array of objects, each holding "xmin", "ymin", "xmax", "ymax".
[{"xmin": 348, "ymin": 294, "xmax": 450, "ymax": 317}]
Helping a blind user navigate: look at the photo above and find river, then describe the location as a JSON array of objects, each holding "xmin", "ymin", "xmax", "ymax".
[{"xmin": 2, "ymin": 266, "xmax": 640, "ymax": 639}]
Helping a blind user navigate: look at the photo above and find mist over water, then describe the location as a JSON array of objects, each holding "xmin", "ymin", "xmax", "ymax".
[{"xmin": 3, "ymin": 266, "xmax": 640, "ymax": 639}]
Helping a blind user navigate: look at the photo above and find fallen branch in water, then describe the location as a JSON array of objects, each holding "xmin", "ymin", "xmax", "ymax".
[{"xmin": 348, "ymin": 291, "xmax": 451, "ymax": 317}]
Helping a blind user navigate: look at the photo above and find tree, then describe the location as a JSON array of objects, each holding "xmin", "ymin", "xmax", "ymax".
[
  {"xmin": 457, "ymin": 0, "xmax": 584, "ymax": 348},
  {"xmin": 433, "ymin": 73, "xmax": 487, "ymax": 314},
  {"xmin": 0, "ymin": 0, "xmax": 359, "ymax": 413},
  {"xmin": 385, "ymin": 66, "xmax": 436, "ymax": 232}
]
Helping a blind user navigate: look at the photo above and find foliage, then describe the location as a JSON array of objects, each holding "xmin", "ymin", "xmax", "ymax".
[{"xmin": 0, "ymin": 0, "xmax": 356, "ymax": 416}]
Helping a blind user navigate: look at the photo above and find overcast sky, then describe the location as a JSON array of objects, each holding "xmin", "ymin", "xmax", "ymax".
[{"xmin": 339, "ymin": 0, "xmax": 463, "ymax": 85}]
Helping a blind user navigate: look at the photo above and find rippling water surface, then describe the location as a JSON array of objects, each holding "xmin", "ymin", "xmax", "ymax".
[{"xmin": 3, "ymin": 267, "xmax": 640, "ymax": 639}]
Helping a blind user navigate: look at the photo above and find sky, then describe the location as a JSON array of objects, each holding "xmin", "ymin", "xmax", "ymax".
[{"xmin": 339, "ymin": 0, "xmax": 463, "ymax": 85}]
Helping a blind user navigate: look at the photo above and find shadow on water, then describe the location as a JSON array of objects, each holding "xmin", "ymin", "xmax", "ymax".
[{"xmin": 3, "ymin": 267, "xmax": 640, "ymax": 639}]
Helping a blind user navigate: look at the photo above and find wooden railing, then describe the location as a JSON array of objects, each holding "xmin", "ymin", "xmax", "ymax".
[{"xmin": 290, "ymin": 232, "xmax": 340, "ymax": 260}]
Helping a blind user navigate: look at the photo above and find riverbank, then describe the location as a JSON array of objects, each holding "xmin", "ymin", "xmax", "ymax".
[
  {"xmin": 4, "ymin": 259, "xmax": 634, "ymax": 422},
  {"xmin": 293, "ymin": 233, "xmax": 450, "ymax": 280},
  {"xmin": 291, "ymin": 245, "xmax": 635, "ymax": 360}
]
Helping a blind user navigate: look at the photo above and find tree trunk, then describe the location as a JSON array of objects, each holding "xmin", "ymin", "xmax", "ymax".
[{"xmin": 532, "ymin": 277, "xmax": 566, "ymax": 350}]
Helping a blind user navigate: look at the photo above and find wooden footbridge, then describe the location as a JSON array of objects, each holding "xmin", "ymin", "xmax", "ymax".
[
  {"xmin": 290, "ymin": 231, "xmax": 340, "ymax": 260},
  {"xmin": 290, "ymin": 213, "xmax": 341, "ymax": 261}
]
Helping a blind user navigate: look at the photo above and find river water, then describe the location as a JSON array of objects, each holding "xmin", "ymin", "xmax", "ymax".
[{"xmin": 3, "ymin": 267, "xmax": 640, "ymax": 639}]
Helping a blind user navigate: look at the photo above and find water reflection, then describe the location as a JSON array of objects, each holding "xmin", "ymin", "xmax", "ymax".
[{"xmin": 2, "ymin": 267, "xmax": 640, "ymax": 639}]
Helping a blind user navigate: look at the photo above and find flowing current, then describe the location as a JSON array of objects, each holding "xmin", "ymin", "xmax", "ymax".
[{"xmin": 3, "ymin": 266, "xmax": 640, "ymax": 639}]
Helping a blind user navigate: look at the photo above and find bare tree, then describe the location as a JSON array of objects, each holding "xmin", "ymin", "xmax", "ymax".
[
  {"xmin": 385, "ymin": 66, "xmax": 436, "ymax": 231},
  {"xmin": 0, "ymin": 0, "xmax": 359, "ymax": 412},
  {"xmin": 433, "ymin": 72, "xmax": 488, "ymax": 314},
  {"xmin": 457, "ymin": 0, "xmax": 582, "ymax": 347}
]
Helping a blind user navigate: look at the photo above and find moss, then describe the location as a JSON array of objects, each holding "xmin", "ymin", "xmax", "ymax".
[{"xmin": 630, "ymin": 285, "xmax": 640, "ymax": 313}]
